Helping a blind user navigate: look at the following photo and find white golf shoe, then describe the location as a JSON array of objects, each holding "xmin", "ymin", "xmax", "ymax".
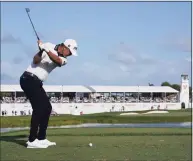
[
  {"xmin": 26, "ymin": 139, "xmax": 48, "ymax": 148},
  {"xmin": 38, "ymin": 139, "xmax": 56, "ymax": 146}
]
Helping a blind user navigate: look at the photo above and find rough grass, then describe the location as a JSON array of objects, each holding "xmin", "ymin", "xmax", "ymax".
[{"xmin": 0, "ymin": 109, "xmax": 191, "ymax": 128}]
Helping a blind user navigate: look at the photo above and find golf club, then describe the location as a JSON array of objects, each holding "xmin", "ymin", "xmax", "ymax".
[{"xmin": 25, "ymin": 8, "xmax": 40, "ymax": 40}]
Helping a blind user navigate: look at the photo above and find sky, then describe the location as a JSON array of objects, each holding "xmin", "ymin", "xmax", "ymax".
[{"xmin": 1, "ymin": 1, "xmax": 192, "ymax": 86}]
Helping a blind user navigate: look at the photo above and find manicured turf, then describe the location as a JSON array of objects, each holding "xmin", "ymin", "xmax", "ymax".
[
  {"xmin": 1, "ymin": 109, "xmax": 192, "ymax": 128},
  {"xmin": 0, "ymin": 128, "xmax": 191, "ymax": 161}
]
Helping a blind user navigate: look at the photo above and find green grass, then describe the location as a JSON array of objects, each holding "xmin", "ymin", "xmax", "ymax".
[
  {"xmin": 1, "ymin": 109, "xmax": 191, "ymax": 128},
  {"xmin": 0, "ymin": 128, "xmax": 191, "ymax": 161}
]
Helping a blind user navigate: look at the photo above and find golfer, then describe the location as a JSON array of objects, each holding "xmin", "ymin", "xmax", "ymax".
[{"xmin": 20, "ymin": 39, "xmax": 78, "ymax": 148}]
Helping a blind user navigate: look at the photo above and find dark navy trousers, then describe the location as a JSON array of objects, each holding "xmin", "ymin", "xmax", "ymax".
[{"xmin": 20, "ymin": 71, "xmax": 52, "ymax": 142}]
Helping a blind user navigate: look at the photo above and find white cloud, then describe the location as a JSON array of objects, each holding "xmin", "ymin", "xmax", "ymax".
[
  {"xmin": 160, "ymin": 34, "xmax": 191, "ymax": 53},
  {"xmin": 81, "ymin": 62, "xmax": 100, "ymax": 73},
  {"xmin": 119, "ymin": 64, "xmax": 131, "ymax": 73},
  {"xmin": 108, "ymin": 42, "xmax": 161, "ymax": 78},
  {"xmin": 1, "ymin": 61, "xmax": 24, "ymax": 81},
  {"xmin": 12, "ymin": 56, "xmax": 23, "ymax": 64},
  {"xmin": 105, "ymin": 41, "xmax": 191, "ymax": 85},
  {"xmin": 1, "ymin": 73, "xmax": 16, "ymax": 84},
  {"xmin": 1, "ymin": 32, "xmax": 191, "ymax": 86},
  {"xmin": 185, "ymin": 57, "xmax": 192, "ymax": 62},
  {"xmin": 1, "ymin": 34, "xmax": 21, "ymax": 44}
]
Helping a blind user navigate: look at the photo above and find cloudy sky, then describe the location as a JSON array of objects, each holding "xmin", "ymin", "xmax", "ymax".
[{"xmin": 1, "ymin": 2, "xmax": 192, "ymax": 86}]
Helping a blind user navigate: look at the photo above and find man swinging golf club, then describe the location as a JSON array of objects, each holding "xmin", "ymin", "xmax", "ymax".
[{"xmin": 20, "ymin": 39, "xmax": 78, "ymax": 148}]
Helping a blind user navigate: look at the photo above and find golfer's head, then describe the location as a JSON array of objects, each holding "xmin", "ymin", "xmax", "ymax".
[{"xmin": 58, "ymin": 39, "xmax": 78, "ymax": 57}]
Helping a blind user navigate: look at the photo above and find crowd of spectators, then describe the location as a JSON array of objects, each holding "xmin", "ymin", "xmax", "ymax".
[{"xmin": 0, "ymin": 92, "xmax": 179, "ymax": 103}]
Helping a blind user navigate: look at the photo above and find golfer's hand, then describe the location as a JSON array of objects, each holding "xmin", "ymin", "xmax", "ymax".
[
  {"xmin": 37, "ymin": 40, "xmax": 43, "ymax": 51},
  {"xmin": 38, "ymin": 41, "xmax": 50, "ymax": 53},
  {"xmin": 37, "ymin": 40, "xmax": 43, "ymax": 46}
]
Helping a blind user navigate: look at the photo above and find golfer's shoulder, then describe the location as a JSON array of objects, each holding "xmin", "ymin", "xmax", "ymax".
[{"xmin": 43, "ymin": 42, "xmax": 56, "ymax": 49}]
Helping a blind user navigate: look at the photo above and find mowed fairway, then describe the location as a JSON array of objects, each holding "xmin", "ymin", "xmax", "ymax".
[{"xmin": 0, "ymin": 128, "xmax": 191, "ymax": 161}]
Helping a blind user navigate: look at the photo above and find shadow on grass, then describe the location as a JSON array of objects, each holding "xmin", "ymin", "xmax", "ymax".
[
  {"xmin": 0, "ymin": 135, "xmax": 27, "ymax": 147},
  {"xmin": 45, "ymin": 132, "xmax": 191, "ymax": 137}
]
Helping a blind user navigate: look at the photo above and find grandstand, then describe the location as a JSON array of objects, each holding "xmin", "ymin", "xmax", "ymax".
[
  {"xmin": 0, "ymin": 76, "xmax": 191, "ymax": 116},
  {"xmin": 0, "ymin": 85, "xmax": 179, "ymax": 104}
]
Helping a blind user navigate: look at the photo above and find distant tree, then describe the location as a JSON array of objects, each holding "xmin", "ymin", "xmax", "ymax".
[
  {"xmin": 148, "ymin": 83, "xmax": 154, "ymax": 86},
  {"xmin": 161, "ymin": 82, "xmax": 171, "ymax": 87},
  {"xmin": 171, "ymin": 84, "xmax": 181, "ymax": 91},
  {"xmin": 161, "ymin": 81, "xmax": 192, "ymax": 98}
]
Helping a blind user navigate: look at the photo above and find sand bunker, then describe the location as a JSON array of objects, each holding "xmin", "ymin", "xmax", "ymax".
[
  {"xmin": 120, "ymin": 111, "xmax": 169, "ymax": 116},
  {"xmin": 143, "ymin": 111, "xmax": 169, "ymax": 114},
  {"xmin": 120, "ymin": 112, "xmax": 139, "ymax": 115}
]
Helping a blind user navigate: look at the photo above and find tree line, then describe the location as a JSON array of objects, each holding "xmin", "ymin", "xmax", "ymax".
[{"xmin": 149, "ymin": 82, "xmax": 192, "ymax": 98}]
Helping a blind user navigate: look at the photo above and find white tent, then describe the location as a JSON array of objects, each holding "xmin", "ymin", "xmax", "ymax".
[{"xmin": 0, "ymin": 84, "xmax": 179, "ymax": 93}]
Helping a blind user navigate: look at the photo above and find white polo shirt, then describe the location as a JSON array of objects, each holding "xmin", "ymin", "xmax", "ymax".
[{"xmin": 26, "ymin": 42, "xmax": 67, "ymax": 81}]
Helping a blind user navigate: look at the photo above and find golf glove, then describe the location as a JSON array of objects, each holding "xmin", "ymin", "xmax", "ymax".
[{"xmin": 39, "ymin": 43, "xmax": 50, "ymax": 53}]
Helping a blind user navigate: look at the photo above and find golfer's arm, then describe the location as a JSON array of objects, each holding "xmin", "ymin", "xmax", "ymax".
[
  {"xmin": 33, "ymin": 50, "xmax": 43, "ymax": 64},
  {"xmin": 46, "ymin": 51, "xmax": 63, "ymax": 67}
]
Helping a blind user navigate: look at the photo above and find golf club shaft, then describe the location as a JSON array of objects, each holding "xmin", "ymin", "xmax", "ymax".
[{"xmin": 25, "ymin": 9, "xmax": 40, "ymax": 40}]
